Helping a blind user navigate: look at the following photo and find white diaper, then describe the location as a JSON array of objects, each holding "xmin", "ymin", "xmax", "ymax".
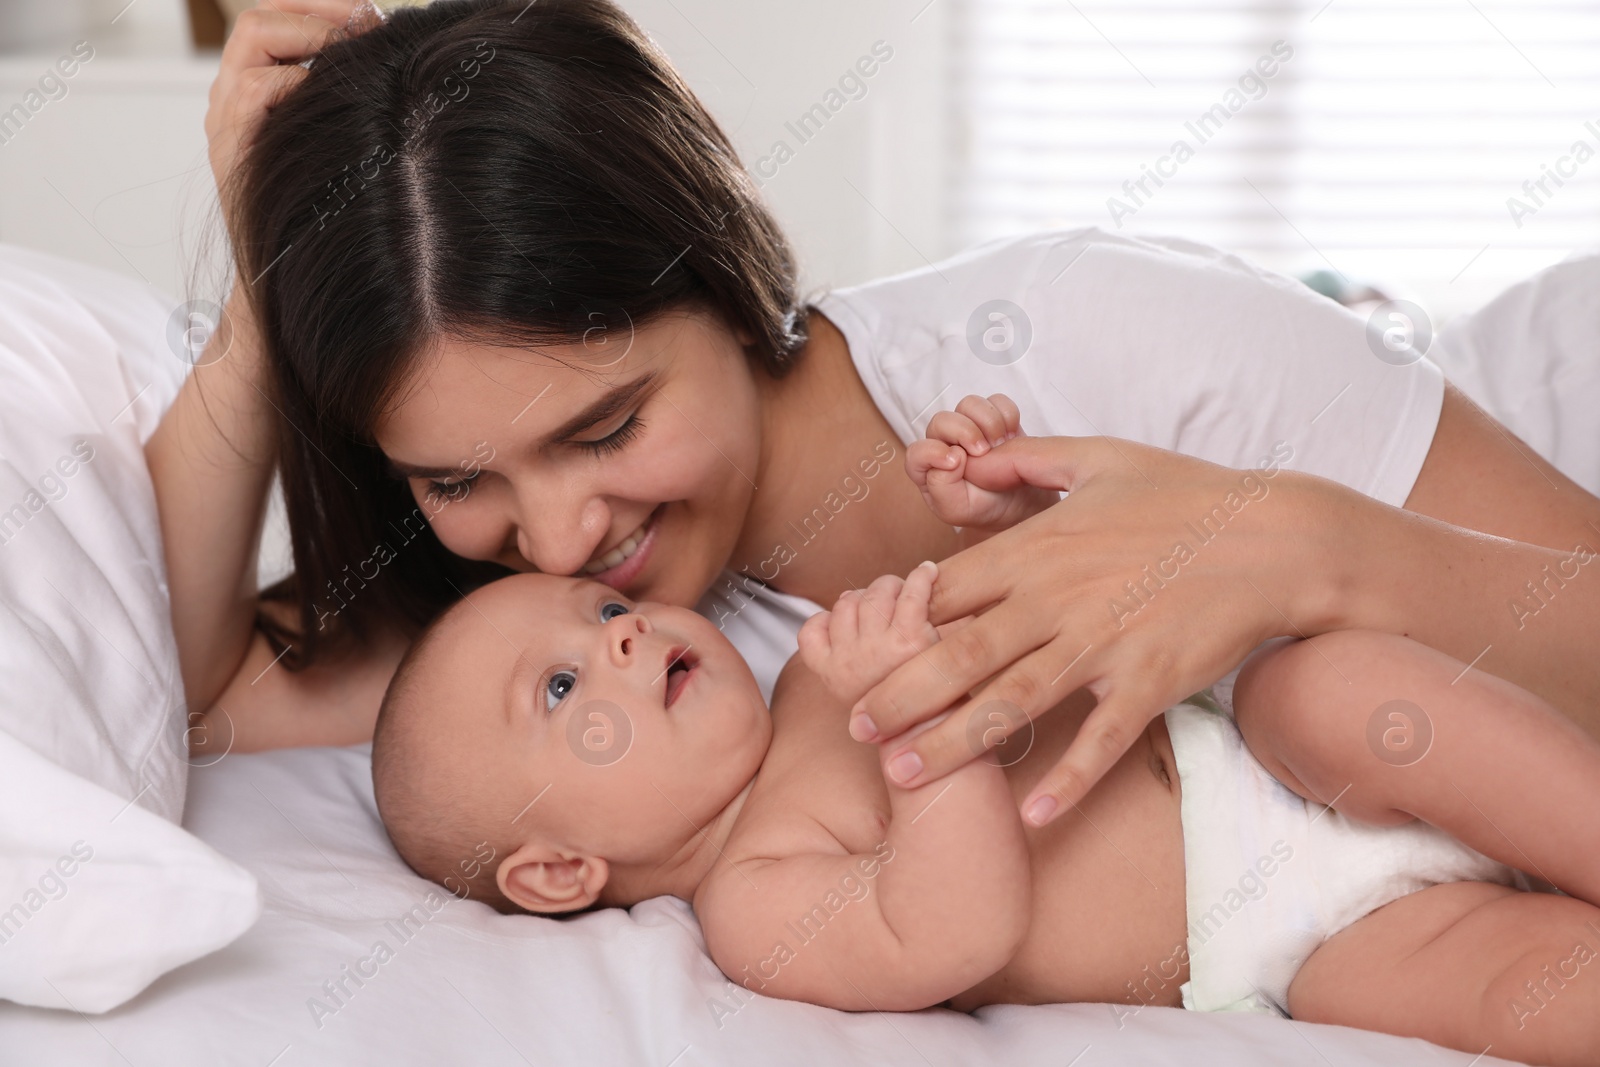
[{"xmin": 1164, "ymin": 699, "xmax": 1522, "ymax": 1016}]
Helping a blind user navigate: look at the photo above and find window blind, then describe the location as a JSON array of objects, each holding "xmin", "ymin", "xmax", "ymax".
[{"xmin": 949, "ymin": 0, "xmax": 1600, "ymax": 320}]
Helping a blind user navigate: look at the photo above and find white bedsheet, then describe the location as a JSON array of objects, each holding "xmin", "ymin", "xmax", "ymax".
[
  {"xmin": 0, "ymin": 743, "xmax": 1523, "ymax": 1066},
  {"xmin": 10, "ymin": 250, "xmax": 1594, "ymax": 1065}
]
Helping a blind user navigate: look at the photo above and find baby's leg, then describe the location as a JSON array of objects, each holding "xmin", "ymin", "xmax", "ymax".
[
  {"xmin": 1232, "ymin": 629, "xmax": 1600, "ymax": 904},
  {"xmin": 1288, "ymin": 881, "xmax": 1600, "ymax": 1067}
]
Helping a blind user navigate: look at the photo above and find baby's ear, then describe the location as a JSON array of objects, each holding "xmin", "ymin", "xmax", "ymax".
[{"xmin": 497, "ymin": 843, "xmax": 609, "ymax": 914}]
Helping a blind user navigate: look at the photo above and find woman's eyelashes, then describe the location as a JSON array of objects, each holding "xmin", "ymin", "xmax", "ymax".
[
  {"xmin": 415, "ymin": 411, "xmax": 643, "ymax": 504},
  {"xmin": 573, "ymin": 412, "xmax": 643, "ymax": 457},
  {"xmin": 422, "ymin": 469, "xmax": 480, "ymax": 504}
]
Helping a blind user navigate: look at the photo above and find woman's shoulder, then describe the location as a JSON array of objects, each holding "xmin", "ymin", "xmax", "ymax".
[
  {"xmin": 810, "ymin": 227, "xmax": 1324, "ymax": 443},
  {"xmin": 810, "ymin": 227, "xmax": 1446, "ymax": 507},
  {"xmin": 813, "ymin": 226, "xmax": 1287, "ymax": 328}
]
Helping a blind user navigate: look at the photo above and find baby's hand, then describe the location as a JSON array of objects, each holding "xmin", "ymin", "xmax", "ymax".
[
  {"xmin": 799, "ymin": 562, "xmax": 939, "ymax": 707},
  {"xmin": 906, "ymin": 394, "xmax": 1059, "ymax": 542}
]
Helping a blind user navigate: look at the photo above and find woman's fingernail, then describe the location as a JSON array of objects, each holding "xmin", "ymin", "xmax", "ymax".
[
  {"xmin": 850, "ymin": 713, "xmax": 879, "ymax": 742},
  {"xmin": 1025, "ymin": 795, "xmax": 1059, "ymax": 826},
  {"xmin": 918, "ymin": 560, "xmax": 937, "ymax": 572},
  {"xmin": 886, "ymin": 749, "xmax": 923, "ymax": 784}
]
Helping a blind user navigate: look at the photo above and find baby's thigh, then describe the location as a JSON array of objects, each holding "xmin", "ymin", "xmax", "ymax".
[
  {"xmin": 1289, "ymin": 882, "xmax": 1600, "ymax": 1067},
  {"xmin": 1231, "ymin": 629, "xmax": 1446, "ymax": 823}
]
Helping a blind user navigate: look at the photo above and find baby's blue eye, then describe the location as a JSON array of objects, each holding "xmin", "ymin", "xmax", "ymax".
[
  {"xmin": 546, "ymin": 670, "xmax": 576, "ymax": 711},
  {"xmin": 599, "ymin": 601, "xmax": 630, "ymax": 622}
]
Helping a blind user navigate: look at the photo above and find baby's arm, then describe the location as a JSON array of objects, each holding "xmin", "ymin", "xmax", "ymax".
[
  {"xmin": 906, "ymin": 393, "xmax": 1059, "ymax": 545},
  {"xmin": 699, "ymin": 567, "xmax": 1031, "ymax": 1011}
]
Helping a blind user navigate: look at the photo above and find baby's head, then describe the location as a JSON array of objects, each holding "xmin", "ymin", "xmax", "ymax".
[{"xmin": 372, "ymin": 573, "xmax": 770, "ymax": 916}]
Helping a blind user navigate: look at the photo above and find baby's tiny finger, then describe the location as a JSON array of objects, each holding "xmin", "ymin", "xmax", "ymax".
[
  {"xmin": 927, "ymin": 410, "xmax": 989, "ymax": 456},
  {"xmin": 892, "ymin": 561, "xmax": 937, "ymax": 635},
  {"xmin": 830, "ymin": 588, "xmax": 862, "ymax": 644},
  {"xmin": 987, "ymin": 393, "xmax": 1024, "ymax": 439},
  {"xmin": 797, "ymin": 611, "xmax": 831, "ymax": 668},
  {"xmin": 906, "ymin": 439, "xmax": 959, "ymax": 487},
  {"xmin": 955, "ymin": 394, "xmax": 1009, "ymax": 447},
  {"xmin": 861, "ymin": 574, "xmax": 903, "ymax": 634}
]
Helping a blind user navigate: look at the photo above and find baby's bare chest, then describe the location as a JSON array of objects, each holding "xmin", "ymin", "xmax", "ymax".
[{"xmin": 730, "ymin": 683, "xmax": 1191, "ymax": 1011}]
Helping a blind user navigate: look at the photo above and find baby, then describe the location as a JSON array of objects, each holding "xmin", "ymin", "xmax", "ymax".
[{"xmin": 372, "ymin": 396, "xmax": 1600, "ymax": 1066}]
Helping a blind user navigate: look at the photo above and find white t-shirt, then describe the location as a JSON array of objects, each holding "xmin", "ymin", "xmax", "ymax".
[
  {"xmin": 817, "ymin": 227, "xmax": 1445, "ymax": 505},
  {"xmin": 705, "ymin": 228, "xmax": 1449, "ymax": 701}
]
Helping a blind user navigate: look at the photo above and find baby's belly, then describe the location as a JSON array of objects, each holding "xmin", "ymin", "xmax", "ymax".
[{"xmin": 950, "ymin": 701, "xmax": 1189, "ymax": 1011}]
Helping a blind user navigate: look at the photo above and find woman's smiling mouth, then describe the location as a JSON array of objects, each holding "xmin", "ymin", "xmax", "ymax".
[{"xmin": 582, "ymin": 505, "xmax": 664, "ymax": 588}]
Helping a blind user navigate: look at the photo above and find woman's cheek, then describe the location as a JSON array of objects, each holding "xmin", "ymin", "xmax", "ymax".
[
  {"xmin": 426, "ymin": 500, "xmax": 506, "ymax": 562},
  {"xmin": 643, "ymin": 413, "xmax": 743, "ymax": 500}
]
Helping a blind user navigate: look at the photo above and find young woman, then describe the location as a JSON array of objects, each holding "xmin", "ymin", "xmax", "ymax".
[{"xmin": 151, "ymin": 0, "xmax": 1600, "ymax": 829}]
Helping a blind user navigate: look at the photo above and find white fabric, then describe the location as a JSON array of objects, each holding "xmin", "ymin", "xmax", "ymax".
[
  {"xmin": 1164, "ymin": 703, "xmax": 1519, "ymax": 1017},
  {"xmin": 0, "ymin": 730, "xmax": 1523, "ymax": 1067},
  {"xmin": 1432, "ymin": 251, "xmax": 1600, "ymax": 497},
  {"xmin": 816, "ymin": 227, "xmax": 1447, "ymax": 511},
  {"xmin": 696, "ymin": 570, "xmax": 822, "ymax": 702},
  {"xmin": 0, "ymin": 246, "xmax": 261, "ymax": 1011}
]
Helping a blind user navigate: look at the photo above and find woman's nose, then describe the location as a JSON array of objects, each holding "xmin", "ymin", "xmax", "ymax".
[{"xmin": 510, "ymin": 492, "xmax": 610, "ymax": 576}]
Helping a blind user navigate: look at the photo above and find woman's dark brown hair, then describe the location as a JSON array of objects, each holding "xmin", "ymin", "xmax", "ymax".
[{"xmin": 229, "ymin": 0, "xmax": 807, "ymax": 668}]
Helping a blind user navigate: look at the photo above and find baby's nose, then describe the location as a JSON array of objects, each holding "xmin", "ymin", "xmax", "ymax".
[{"xmin": 607, "ymin": 613, "xmax": 651, "ymax": 658}]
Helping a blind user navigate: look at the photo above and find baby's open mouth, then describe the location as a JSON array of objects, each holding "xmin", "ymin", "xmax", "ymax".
[{"xmin": 664, "ymin": 646, "xmax": 698, "ymax": 708}]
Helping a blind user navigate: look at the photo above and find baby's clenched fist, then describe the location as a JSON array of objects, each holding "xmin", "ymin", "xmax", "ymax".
[
  {"xmin": 906, "ymin": 393, "xmax": 1059, "ymax": 544},
  {"xmin": 798, "ymin": 562, "xmax": 940, "ymax": 707}
]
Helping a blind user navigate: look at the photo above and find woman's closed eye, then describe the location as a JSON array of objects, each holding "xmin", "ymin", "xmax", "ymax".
[
  {"xmin": 423, "ymin": 470, "xmax": 480, "ymax": 504},
  {"xmin": 572, "ymin": 412, "xmax": 644, "ymax": 457}
]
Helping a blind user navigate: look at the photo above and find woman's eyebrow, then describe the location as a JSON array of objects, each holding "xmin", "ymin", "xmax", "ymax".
[
  {"xmin": 544, "ymin": 372, "xmax": 658, "ymax": 444},
  {"xmin": 385, "ymin": 457, "xmax": 462, "ymax": 480}
]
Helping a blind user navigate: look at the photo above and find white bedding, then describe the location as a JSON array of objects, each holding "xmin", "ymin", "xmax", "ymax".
[
  {"xmin": 0, "ymin": 743, "xmax": 1524, "ymax": 1066},
  {"xmin": 7, "ymin": 250, "xmax": 1596, "ymax": 1066}
]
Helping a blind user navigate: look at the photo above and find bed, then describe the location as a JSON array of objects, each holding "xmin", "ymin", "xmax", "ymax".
[
  {"xmin": 3, "ymin": 244, "xmax": 1596, "ymax": 1067},
  {"xmin": 0, "ymin": 740, "xmax": 1534, "ymax": 1067}
]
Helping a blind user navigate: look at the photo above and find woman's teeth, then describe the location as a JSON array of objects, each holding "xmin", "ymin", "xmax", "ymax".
[{"xmin": 581, "ymin": 519, "xmax": 649, "ymax": 575}]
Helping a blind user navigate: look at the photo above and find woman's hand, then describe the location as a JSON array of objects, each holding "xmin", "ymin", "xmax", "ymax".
[
  {"xmin": 205, "ymin": 1, "xmax": 359, "ymax": 231},
  {"xmin": 851, "ymin": 434, "xmax": 1343, "ymax": 826}
]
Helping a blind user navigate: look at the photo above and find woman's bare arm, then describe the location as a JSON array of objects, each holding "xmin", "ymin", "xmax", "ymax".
[
  {"xmin": 851, "ymin": 383, "xmax": 1600, "ymax": 827},
  {"xmin": 1341, "ymin": 381, "xmax": 1600, "ymax": 732},
  {"xmin": 146, "ymin": 277, "xmax": 409, "ymax": 753},
  {"xmin": 145, "ymin": 283, "xmax": 276, "ymax": 715}
]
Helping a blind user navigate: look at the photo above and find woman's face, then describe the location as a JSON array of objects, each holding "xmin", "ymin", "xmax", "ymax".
[{"xmin": 373, "ymin": 307, "xmax": 764, "ymax": 609}]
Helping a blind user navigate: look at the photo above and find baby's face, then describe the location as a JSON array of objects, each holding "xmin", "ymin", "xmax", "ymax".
[{"xmin": 420, "ymin": 572, "xmax": 770, "ymax": 865}]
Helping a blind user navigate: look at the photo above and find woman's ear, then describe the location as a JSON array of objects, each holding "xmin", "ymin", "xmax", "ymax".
[{"xmin": 496, "ymin": 842, "xmax": 609, "ymax": 914}]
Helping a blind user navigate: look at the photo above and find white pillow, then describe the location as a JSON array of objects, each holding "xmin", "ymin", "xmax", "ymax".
[
  {"xmin": 0, "ymin": 245, "xmax": 260, "ymax": 1012},
  {"xmin": 1434, "ymin": 250, "xmax": 1600, "ymax": 496}
]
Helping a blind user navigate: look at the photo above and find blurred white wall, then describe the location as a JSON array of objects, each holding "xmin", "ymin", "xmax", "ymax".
[
  {"xmin": 0, "ymin": 0, "xmax": 951, "ymax": 306},
  {"xmin": 622, "ymin": 0, "xmax": 952, "ymax": 295}
]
